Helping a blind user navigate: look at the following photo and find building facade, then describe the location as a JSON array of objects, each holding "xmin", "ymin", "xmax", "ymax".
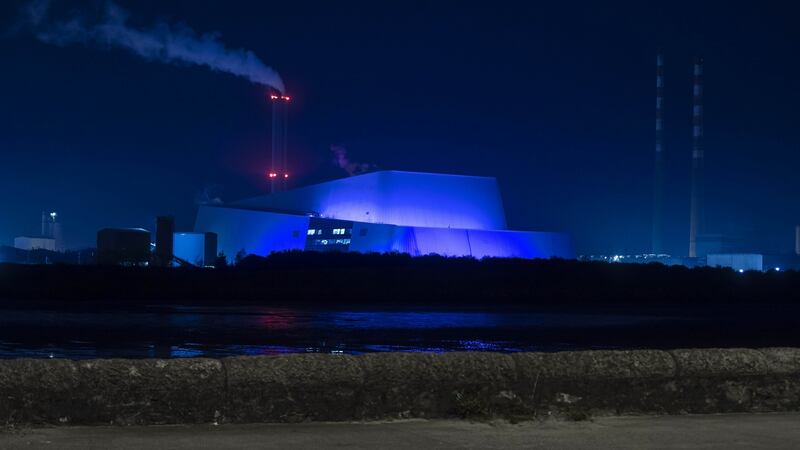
[{"xmin": 195, "ymin": 171, "xmax": 572, "ymax": 262}]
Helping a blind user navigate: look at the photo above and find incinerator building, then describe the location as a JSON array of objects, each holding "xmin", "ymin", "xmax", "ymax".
[{"xmin": 194, "ymin": 171, "xmax": 572, "ymax": 262}]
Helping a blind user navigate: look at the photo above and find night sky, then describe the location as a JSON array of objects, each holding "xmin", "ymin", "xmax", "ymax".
[{"xmin": 1, "ymin": 1, "xmax": 798, "ymax": 255}]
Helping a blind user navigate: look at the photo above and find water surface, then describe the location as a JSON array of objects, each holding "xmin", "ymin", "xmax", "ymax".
[{"xmin": 0, "ymin": 303, "xmax": 797, "ymax": 359}]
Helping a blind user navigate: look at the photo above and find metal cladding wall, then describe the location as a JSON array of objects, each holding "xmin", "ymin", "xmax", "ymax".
[
  {"xmin": 194, "ymin": 206, "xmax": 308, "ymax": 261},
  {"xmin": 195, "ymin": 205, "xmax": 572, "ymax": 260},
  {"xmin": 194, "ymin": 171, "xmax": 571, "ymax": 261},
  {"xmin": 411, "ymin": 227, "xmax": 472, "ymax": 256},
  {"xmin": 466, "ymin": 229, "xmax": 573, "ymax": 259},
  {"xmin": 347, "ymin": 222, "xmax": 404, "ymax": 254},
  {"xmin": 707, "ymin": 253, "xmax": 763, "ymax": 272},
  {"xmin": 173, "ymin": 233, "xmax": 206, "ymax": 266},
  {"xmin": 173, "ymin": 232, "xmax": 221, "ymax": 267},
  {"xmin": 233, "ymin": 171, "xmax": 508, "ymax": 231}
]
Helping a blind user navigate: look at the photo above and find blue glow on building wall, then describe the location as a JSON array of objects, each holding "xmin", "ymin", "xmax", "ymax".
[
  {"xmin": 233, "ymin": 171, "xmax": 507, "ymax": 230},
  {"xmin": 195, "ymin": 170, "xmax": 572, "ymax": 261},
  {"xmin": 195, "ymin": 207, "xmax": 308, "ymax": 260},
  {"xmin": 173, "ymin": 233, "xmax": 207, "ymax": 266}
]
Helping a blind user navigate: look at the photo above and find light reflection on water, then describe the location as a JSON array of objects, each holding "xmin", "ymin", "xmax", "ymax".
[{"xmin": 0, "ymin": 304, "xmax": 796, "ymax": 359}]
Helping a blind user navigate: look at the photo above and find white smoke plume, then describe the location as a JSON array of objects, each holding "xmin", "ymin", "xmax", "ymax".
[
  {"xmin": 331, "ymin": 145, "xmax": 374, "ymax": 176},
  {"xmin": 194, "ymin": 184, "xmax": 224, "ymax": 206},
  {"xmin": 17, "ymin": 0, "xmax": 285, "ymax": 92}
]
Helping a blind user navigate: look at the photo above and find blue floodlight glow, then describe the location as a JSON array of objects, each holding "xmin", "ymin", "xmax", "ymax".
[
  {"xmin": 195, "ymin": 171, "xmax": 572, "ymax": 260},
  {"xmin": 233, "ymin": 171, "xmax": 507, "ymax": 230}
]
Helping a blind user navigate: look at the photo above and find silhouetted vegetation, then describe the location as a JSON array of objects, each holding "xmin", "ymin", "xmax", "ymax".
[{"xmin": 0, "ymin": 251, "xmax": 799, "ymax": 307}]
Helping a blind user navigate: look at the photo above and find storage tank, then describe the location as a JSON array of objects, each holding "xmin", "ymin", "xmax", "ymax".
[{"xmin": 96, "ymin": 228, "xmax": 151, "ymax": 266}]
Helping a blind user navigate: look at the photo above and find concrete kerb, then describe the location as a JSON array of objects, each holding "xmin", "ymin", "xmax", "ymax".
[
  {"xmin": 223, "ymin": 354, "xmax": 365, "ymax": 423},
  {"xmin": 0, "ymin": 358, "xmax": 225, "ymax": 426},
  {"xmin": 1, "ymin": 348, "xmax": 799, "ymax": 427}
]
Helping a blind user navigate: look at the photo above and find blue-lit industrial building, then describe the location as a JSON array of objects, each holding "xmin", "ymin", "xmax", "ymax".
[{"xmin": 194, "ymin": 171, "xmax": 572, "ymax": 262}]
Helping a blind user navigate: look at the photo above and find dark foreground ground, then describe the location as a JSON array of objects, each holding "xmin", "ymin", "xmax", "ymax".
[
  {"xmin": 3, "ymin": 253, "xmax": 800, "ymax": 358},
  {"xmin": 2, "ymin": 252, "xmax": 799, "ymax": 306},
  {"xmin": 3, "ymin": 414, "xmax": 800, "ymax": 449}
]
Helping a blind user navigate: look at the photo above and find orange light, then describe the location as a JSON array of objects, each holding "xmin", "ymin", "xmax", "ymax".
[
  {"xmin": 282, "ymin": 96, "xmax": 291, "ymax": 101},
  {"xmin": 268, "ymin": 172, "xmax": 277, "ymax": 178},
  {"xmin": 284, "ymin": 173, "xmax": 289, "ymax": 178}
]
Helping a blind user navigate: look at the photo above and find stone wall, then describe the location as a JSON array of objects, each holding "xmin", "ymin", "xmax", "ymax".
[{"xmin": 1, "ymin": 348, "xmax": 799, "ymax": 426}]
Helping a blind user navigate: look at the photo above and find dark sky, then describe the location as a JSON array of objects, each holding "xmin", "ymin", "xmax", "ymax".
[{"xmin": 1, "ymin": 1, "xmax": 798, "ymax": 254}]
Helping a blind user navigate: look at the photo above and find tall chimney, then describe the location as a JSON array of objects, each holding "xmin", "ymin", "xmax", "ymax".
[
  {"xmin": 795, "ymin": 225, "xmax": 800, "ymax": 256},
  {"xmin": 154, "ymin": 216, "xmax": 175, "ymax": 267},
  {"xmin": 41, "ymin": 211, "xmax": 48, "ymax": 237},
  {"xmin": 269, "ymin": 91, "xmax": 291, "ymax": 193},
  {"xmin": 652, "ymin": 53, "xmax": 665, "ymax": 255},
  {"xmin": 688, "ymin": 57, "xmax": 704, "ymax": 258}
]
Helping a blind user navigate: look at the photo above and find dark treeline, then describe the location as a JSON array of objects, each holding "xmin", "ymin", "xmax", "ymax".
[{"xmin": 1, "ymin": 251, "xmax": 799, "ymax": 307}]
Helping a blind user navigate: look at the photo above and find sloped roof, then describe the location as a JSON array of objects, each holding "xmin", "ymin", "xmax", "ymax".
[{"xmin": 233, "ymin": 170, "xmax": 507, "ymax": 230}]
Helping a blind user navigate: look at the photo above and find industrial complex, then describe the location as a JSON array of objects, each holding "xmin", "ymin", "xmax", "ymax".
[
  {"xmin": 2, "ymin": 55, "xmax": 798, "ymax": 271},
  {"xmin": 194, "ymin": 170, "xmax": 572, "ymax": 262}
]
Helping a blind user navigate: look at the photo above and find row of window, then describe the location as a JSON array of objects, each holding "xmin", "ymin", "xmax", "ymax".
[
  {"xmin": 306, "ymin": 228, "xmax": 352, "ymax": 236},
  {"xmin": 310, "ymin": 238, "xmax": 351, "ymax": 246}
]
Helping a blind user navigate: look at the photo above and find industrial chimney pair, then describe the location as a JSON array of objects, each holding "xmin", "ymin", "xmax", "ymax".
[{"xmin": 650, "ymin": 55, "xmax": 704, "ymax": 258}]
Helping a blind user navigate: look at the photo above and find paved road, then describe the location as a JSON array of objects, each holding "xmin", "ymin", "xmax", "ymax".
[{"xmin": 2, "ymin": 414, "xmax": 800, "ymax": 449}]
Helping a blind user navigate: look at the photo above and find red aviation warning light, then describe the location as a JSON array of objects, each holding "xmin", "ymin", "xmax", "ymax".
[
  {"xmin": 268, "ymin": 89, "xmax": 291, "ymax": 193},
  {"xmin": 265, "ymin": 171, "xmax": 288, "ymax": 180},
  {"xmin": 268, "ymin": 93, "xmax": 291, "ymax": 102}
]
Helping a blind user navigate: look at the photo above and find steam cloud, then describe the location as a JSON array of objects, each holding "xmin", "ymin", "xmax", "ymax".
[
  {"xmin": 18, "ymin": 0, "xmax": 285, "ymax": 92},
  {"xmin": 331, "ymin": 145, "xmax": 375, "ymax": 176},
  {"xmin": 195, "ymin": 184, "xmax": 224, "ymax": 206}
]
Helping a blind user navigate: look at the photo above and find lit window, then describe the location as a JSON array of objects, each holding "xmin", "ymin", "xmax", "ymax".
[
  {"xmin": 332, "ymin": 228, "xmax": 346, "ymax": 235},
  {"xmin": 307, "ymin": 229, "xmax": 315, "ymax": 236}
]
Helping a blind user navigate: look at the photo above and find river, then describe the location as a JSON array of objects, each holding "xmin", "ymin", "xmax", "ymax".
[{"xmin": 1, "ymin": 303, "xmax": 798, "ymax": 358}]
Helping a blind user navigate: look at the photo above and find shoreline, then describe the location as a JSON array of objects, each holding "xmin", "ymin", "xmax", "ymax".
[{"xmin": 1, "ymin": 255, "xmax": 799, "ymax": 306}]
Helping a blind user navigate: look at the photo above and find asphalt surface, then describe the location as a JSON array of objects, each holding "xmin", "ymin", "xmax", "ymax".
[{"xmin": 2, "ymin": 414, "xmax": 799, "ymax": 449}]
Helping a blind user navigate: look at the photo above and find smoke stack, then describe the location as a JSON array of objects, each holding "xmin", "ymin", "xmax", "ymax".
[
  {"xmin": 41, "ymin": 211, "xmax": 48, "ymax": 237},
  {"xmin": 155, "ymin": 216, "xmax": 175, "ymax": 267},
  {"xmin": 269, "ymin": 91, "xmax": 291, "ymax": 193},
  {"xmin": 795, "ymin": 225, "xmax": 800, "ymax": 256},
  {"xmin": 652, "ymin": 53, "xmax": 665, "ymax": 254},
  {"xmin": 688, "ymin": 57, "xmax": 704, "ymax": 258}
]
